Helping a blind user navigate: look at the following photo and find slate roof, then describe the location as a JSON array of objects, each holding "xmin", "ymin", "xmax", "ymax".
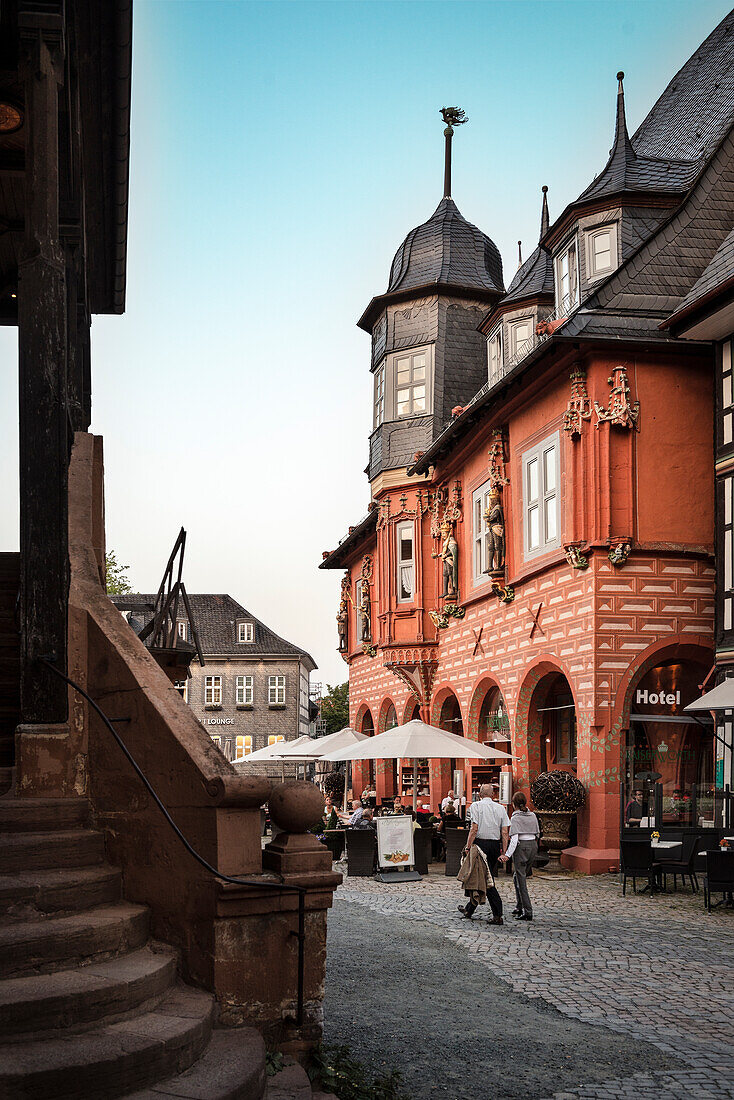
[
  {"xmin": 319, "ymin": 509, "xmax": 377, "ymax": 570},
  {"xmin": 503, "ymin": 187, "xmax": 555, "ymax": 305},
  {"xmin": 578, "ymin": 74, "xmax": 698, "ymax": 204},
  {"xmin": 386, "ymin": 197, "xmax": 504, "ymax": 297},
  {"xmin": 562, "ymin": 120, "xmax": 734, "ymax": 342},
  {"xmin": 632, "ymin": 10, "xmax": 734, "ymax": 162},
  {"xmin": 111, "ymin": 593, "xmax": 315, "ymax": 666},
  {"xmin": 665, "ymin": 224, "xmax": 734, "ymax": 327}
]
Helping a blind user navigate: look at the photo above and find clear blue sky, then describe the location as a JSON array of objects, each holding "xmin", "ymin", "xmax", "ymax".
[{"xmin": 0, "ymin": 0, "xmax": 729, "ymax": 688}]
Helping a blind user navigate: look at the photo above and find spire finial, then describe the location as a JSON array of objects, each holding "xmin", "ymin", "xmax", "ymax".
[
  {"xmin": 611, "ymin": 70, "xmax": 635, "ymax": 161},
  {"xmin": 540, "ymin": 185, "xmax": 550, "ymax": 239},
  {"xmin": 517, "ymin": 240, "xmax": 523, "ymax": 267},
  {"xmin": 440, "ymin": 107, "xmax": 468, "ymax": 199}
]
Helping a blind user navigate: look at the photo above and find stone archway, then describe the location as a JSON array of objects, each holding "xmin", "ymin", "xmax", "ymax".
[
  {"xmin": 353, "ymin": 705, "xmax": 375, "ymax": 796},
  {"xmin": 376, "ymin": 699, "xmax": 399, "ymax": 802},
  {"xmin": 402, "ymin": 696, "xmax": 420, "ymax": 724},
  {"xmin": 466, "ymin": 677, "xmax": 511, "ymax": 799},
  {"xmin": 428, "ymin": 687, "xmax": 464, "ymax": 807},
  {"xmin": 515, "ymin": 659, "xmax": 578, "ymax": 790}
]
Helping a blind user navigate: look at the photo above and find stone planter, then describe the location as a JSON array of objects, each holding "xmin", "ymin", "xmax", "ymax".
[{"xmin": 536, "ymin": 810, "xmax": 574, "ymax": 872}]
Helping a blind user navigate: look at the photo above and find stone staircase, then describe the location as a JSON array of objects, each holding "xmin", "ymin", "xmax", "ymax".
[
  {"xmin": 0, "ymin": 795, "xmax": 268, "ymax": 1098},
  {"xmin": 0, "ymin": 553, "xmax": 20, "ymax": 796}
]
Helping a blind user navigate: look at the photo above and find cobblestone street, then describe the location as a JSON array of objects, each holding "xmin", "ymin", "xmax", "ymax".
[{"xmin": 326, "ymin": 867, "xmax": 734, "ymax": 1099}]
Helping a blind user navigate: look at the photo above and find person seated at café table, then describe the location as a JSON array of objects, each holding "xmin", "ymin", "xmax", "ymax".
[
  {"xmin": 392, "ymin": 798, "xmax": 405, "ymax": 815},
  {"xmin": 352, "ymin": 808, "xmax": 376, "ymax": 830},
  {"xmin": 625, "ymin": 789, "xmax": 645, "ymax": 826},
  {"xmin": 441, "ymin": 790, "xmax": 456, "ymax": 812},
  {"xmin": 348, "ymin": 799, "xmax": 365, "ymax": 827},
  {"xmin": 323, "ymin": 797, "xmax": 339, "ymax": 831}
]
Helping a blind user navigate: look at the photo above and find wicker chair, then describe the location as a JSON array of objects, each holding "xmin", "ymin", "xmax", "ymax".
[
  {"xmin": 345, "ymin": 828, "xmax": 377, "ymax": 877},
  {"xmin": 703, "ymin": 851, "xmax": 734, "ymax": 912},
  {"xmin": 444, "ymin": 827, "xmax": 468, "ymax": 877}
]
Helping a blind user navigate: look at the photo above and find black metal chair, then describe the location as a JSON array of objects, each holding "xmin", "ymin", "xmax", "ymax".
[
  {"xmin": 444, "ymin": 827, "xmax": 468, "ymax": 877},
  {"xmin": 657, "ymin": 833, "xmax": 702, "ymax": 893},
  {"xmin": 703, "ymin": 851, "xmax": 734, "ymax": 911},
  {"xmin": 414, "ymin": 825, "xmax": 432, "ymax": 875},
  {"xmin": 620, "ymin": 839, "xmax": 658, "ymax": 895},
  {"xmin": 345, "ymin": 828, "xmax": 377, "ymax": 877}
]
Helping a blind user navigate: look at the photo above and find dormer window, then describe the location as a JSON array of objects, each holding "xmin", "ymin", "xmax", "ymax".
[
  {"xmin": 555, "ymin": 239, "xmax": 579, "ymax": 314},
  {"xmin": 237, "ymin": 621, "xmax": 254, "ymax": 644},
  {"xmin": 586, "ymin": 224, "xmax": 618, "ymax": 281},
  {"xmin": 508, "ymin": 317, "xmax": 533, "ymax": 361},
  {"xmin": 488, "ymin": 328, "xmax": 503, "ymax": 386}
]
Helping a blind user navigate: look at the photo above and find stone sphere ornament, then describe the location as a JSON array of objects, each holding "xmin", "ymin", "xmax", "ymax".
[
  {"xmin": 269, "ymin": 781, "xmax": 324, "ymax": 834},
  {"xmin": 530, "ymin": 770, "xmax": 586, "ymax": 812}
]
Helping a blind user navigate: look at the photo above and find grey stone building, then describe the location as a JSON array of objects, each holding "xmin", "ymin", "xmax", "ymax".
[{"xmin": 112, "ymin": 593, "xmax": 316, "ymax": 762}]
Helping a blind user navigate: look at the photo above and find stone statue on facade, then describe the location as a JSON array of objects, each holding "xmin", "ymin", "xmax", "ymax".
[
  {"xmin": 359, "ymin": 582, "xmax": 372, "ymax": 644},
  {"xmin": 437, "ymin": 520, "xmax": 459, "ymax": 599},
  {"xmin": 484, "ymin": 488, "xmax": 505, "ymax": 573},
  {"xmin": 337, "ymin": 601, "xmax": 348, "ymax": 652}
]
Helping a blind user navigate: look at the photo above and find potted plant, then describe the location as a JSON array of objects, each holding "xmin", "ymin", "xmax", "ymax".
[{"xmin": 530, "ymin": 771, "xmax": 586, "ymax": 872}]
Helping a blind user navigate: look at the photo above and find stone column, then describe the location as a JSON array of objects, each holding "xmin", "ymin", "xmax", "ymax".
[{"xmin": 17, "ymin": 7, "xmax": 69, "ymax": 725}]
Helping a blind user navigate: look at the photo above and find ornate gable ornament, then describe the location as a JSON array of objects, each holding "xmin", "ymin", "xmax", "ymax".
[
  {"xmin": 594, "ymin": 366, "xmax": 640, "ymax": 431},
  {"xmin": 383, "ymin": 645, "xmax": 439, "ymax": 709},
  {"xmin": 563, "ymin": 368, "xmax": 592, "ymax": 438}
]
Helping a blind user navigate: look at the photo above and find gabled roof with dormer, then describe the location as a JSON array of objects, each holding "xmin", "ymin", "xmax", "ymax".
[{"xmin": 502, "ymin": 188, "xmax": 555, "ymax": 306}]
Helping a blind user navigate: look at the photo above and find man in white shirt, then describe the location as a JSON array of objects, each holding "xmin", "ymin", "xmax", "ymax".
[
  {"xmin": 441, "ymin": 790, "xmax": 456, "ymax": 813},
  {"xmin": 458, "ymin": 784, "xmax": 509, "ymax": 924},
  {"xmin": 348, "ymin": 799, "xmax": 364, "ymax": 827}
]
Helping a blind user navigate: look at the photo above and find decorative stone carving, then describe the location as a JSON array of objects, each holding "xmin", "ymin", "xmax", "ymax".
[
  {"xmin": 337, "ymin": 573, "xmax": 349, "ymax": 652},
  {"xmin": 487, "ymin": 429, "xmax": 509, "ymax": 489},
  {"xmin": 594, "ymin": 366, "xmax": 640, "ymax": 430},
  {"xmin": 361, "ymin": 641, "xmax": 377, "ymax": 658},
  {"xmin": 269, "ymin": 781, "xmax": 324, "ymax": 835},
  {"xmin": 608, "ymin": 540, "xmax": 631, "ymax": 566},
  {"xmin": 483, "ymin": 488, "xmax": 505, "ymax": 573},
  {"xmin": 376, "ymin": 498, "xmax": 390, "ymax": 530},
  {"xmin": 564, "ymin": 542, "xmax": 589, "ymax": 570},
  {"xmin": 434, "ymin": 519, "xmax": 459, "ymax": 600},
  {"xmin": 429, "ymin": 603, "xmax": 465, "ymax": 631},
  {"xmin": 563, "ymin": 368, "xmax": 592, "ymax": 438},
  {"xmin": 490, "ymin": 581, "xmax": 515, "ymax": 604}
]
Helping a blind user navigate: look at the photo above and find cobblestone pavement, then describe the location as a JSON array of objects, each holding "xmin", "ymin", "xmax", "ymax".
[{"xmin": 335, "ymin": 865, "xmax": 734, "ymax": 1099}]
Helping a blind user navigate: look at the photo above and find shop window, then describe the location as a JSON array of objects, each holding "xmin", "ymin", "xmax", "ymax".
[
  {"xmin": 396, "ymin": 522, "xmax": 414, "ymax": 602},
  {"xmin": 237, "ymin": 621, "xmax": 254, "ymax": 643},
  {"xmin": 522, "ymin": 432, "xmax": 560, "ymax": 560},
  {"xmin": 555, "ymin": 238, "xmax": 579, "ymax": 314},
  {"xmin": 236, "ymin": 675, "xmax": 253, "ymax": 706},
  {"xmin": 268, "ymin": 675, "xmax": 286, "ymax": 706},
  {"xmin": 234, "ymin": 735, "xmax": 252, "ymax": 761},
  {"xmin": 585, "ymin": 224, "xmax": 618, "ymax": 280},
  {"xmin": 204, "ymin": 675, "xmax": 222, "ymax": 707},
  {"xmin": 174, "ymin": 679, "xmax": 188, "ymax": 703}
]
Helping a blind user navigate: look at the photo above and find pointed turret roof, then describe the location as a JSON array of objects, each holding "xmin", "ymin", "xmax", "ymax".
[
  {"xmin": 579, "ymin": 73, "xmax": 697, "ymax": 202},
  {"xmin": 502, "ymin": 187, "xmax": 555, "ymax": 305}
]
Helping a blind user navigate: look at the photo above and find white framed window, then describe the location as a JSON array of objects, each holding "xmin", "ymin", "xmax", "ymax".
[
  {"xmin": 585, "ymin": 224, "xmax": 617, "ymax": 280},
  {"xmin": 211, "ymin": 734, "xmax": 221, "ymax": 748},
  {"xmin": 722, "ymin": 340, "xmax": 733, "ymax": 447},
  {"xmin": 374, "ymin": 361, "xmax": 385, "ymax": 427},
  {"xmin": 394, "ymin": 348, "xmax": 428, "ymax": 418},
  {"xmin": 488, "ymin": 328, "xmax": 503, "ymax": 387},
  {"xmin": 236, "ymin": 675, "xmax": 253, "ymax": 705},
  {"xmin": 176, "ymin": 620, "xmax": 188, "ymax": 641},
  {"xmin": 396, "ymin": 521, "xmax": 414, "ymax": 602},
  {"xmin": 508, "ymin": 317, "xmax": 534, "ymax": 360},
  {"xmin": 205, "ymin": 675, "xmax": 222, "ymax": 706},
  {"xmin": 234, "ymin": 735, "xmax": 252, "ymax": 761},
  {"xmin": 174, "ymin": 679, "xmax": 188, "ymax": 703},
  {"xmin": 473, "ymin": 480, "xmax": 494, "ymax": 581},
  {"xmin": 522, "ymin": 432, "xmax": 561, "ymax": 559},
  {"xmin": 268, "ymin": 675, "xmax": 286, "ymax": 706},
  {"xmin": 237, "ymin": 621, "xmax": 254, "ymax": 643},
  {"xmin": 555, "ymin": 238, "xmax": 579, "ymax": 314},
  {"xmin": 268, "ymin": 734, "xmax": 285, "ymax": 746},
  {"xmin": 723, "ymin": 474, "xmax": 734, "ymax": 632}
]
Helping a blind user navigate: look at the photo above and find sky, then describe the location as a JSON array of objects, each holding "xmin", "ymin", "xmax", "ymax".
[{"xmin": 0, "ymin": 0, "xmax": 730, "ymax": 689}]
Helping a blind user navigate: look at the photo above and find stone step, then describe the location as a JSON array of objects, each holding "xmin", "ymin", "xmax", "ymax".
[
  {"xmin": 266, "ymin": 1060, "xmax": 312, "ymax": 1100},
  {"xmin": 0, "ymin": 984, "xmax": 214, "ymax": 1099},
  {"xmin": 0, "ymin": 863, "xmax": 122, "ymax": 918},
  {"xmin": 0, "ymin": 828, "xmax": 105, "ymax": 873},
  {"xmin": 0, "ymin": 797, "xmax": 89, "ymax": 833},
  {"xmin": 0, "ymin": 902, "xmax": 149, "ymax": 977},
  {"xmin": 123, "ymin": 1027, "xmax": 267, "ymax": 1100},
  {"xmin": 0, "ymin": 943, "xmax": 177, "ymax": 1036}
]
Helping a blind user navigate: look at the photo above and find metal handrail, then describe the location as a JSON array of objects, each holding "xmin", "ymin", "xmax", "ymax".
[{"xmin": 39, "ymin": 656, "xmax": 307, "ymax": 1026}]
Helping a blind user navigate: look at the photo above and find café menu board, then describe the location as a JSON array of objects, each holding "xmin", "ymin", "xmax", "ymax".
[{"xmin": 376, "ymin": 816, "xmax": 415, "ymax": 870}]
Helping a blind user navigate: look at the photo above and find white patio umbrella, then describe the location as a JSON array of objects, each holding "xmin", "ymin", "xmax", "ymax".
[
  {"xmin": 323, "ymin": 718, "xmax": 512, "ymax": 812},
  {"xmin": 240, "ymin": 735, "xmax": 312, "ymax": 780},
  {"xmin": 277, "ymin": 728, "xmax": 368, "ymax": 810}
]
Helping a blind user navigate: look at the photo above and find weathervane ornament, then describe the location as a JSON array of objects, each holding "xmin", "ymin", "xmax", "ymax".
[{"xmin": 440, "ymin": 106, "xmax": 468, "ymax": 198}]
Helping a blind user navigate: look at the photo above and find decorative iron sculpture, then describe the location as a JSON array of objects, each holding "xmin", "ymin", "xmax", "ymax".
[{"xmin": 531, "ymin": 770, "xmax": 586, "ymax": 812}]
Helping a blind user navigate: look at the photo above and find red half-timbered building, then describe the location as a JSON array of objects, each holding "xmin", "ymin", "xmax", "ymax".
[{"xmin": 321, "ymin": 14, "xmax": 734, "ymax": 872}]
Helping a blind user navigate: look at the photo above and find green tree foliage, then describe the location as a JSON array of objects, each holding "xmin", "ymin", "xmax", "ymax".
[
  {"xmin": 319, "ymin": 682, "xmax": 349, "ymax": 737},
  {"xmin": 105, "ymin": 551, "xmax": 133, "ymax": 595}
]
